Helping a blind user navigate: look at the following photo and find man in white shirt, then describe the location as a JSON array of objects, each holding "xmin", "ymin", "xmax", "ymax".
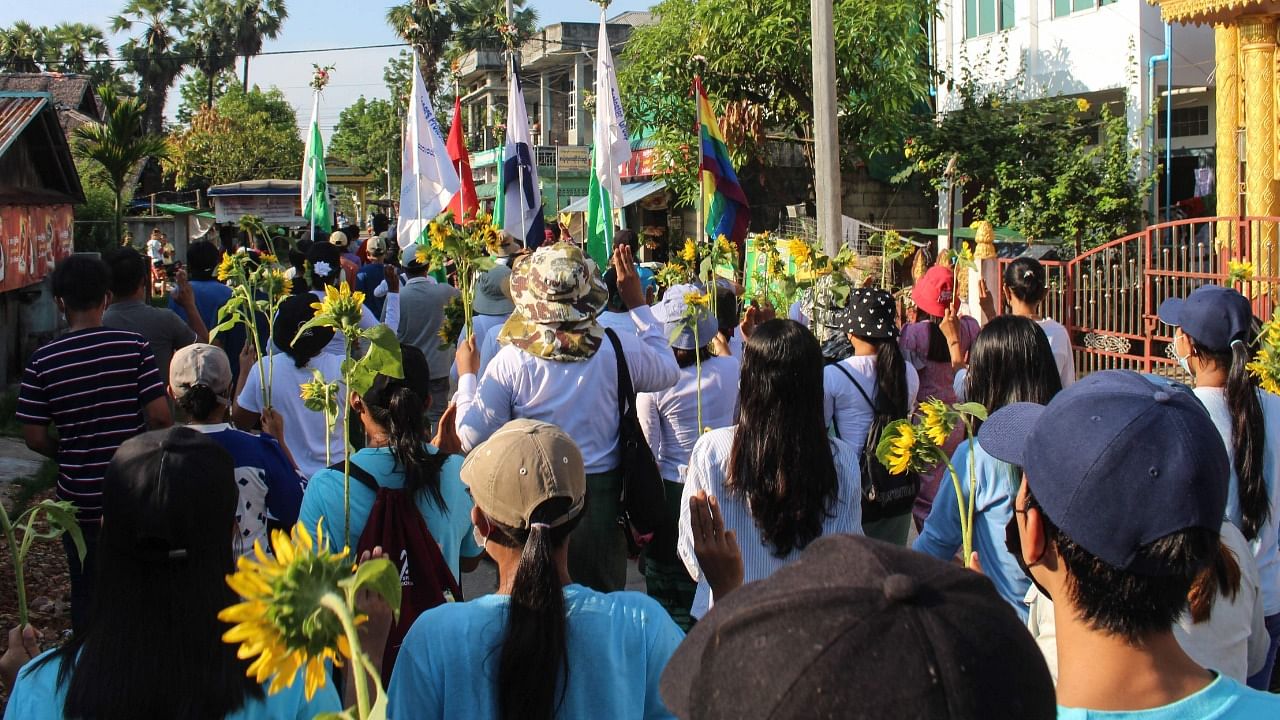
[{"xmin": 454, "ymin": 242, "xmax": 680, "ymax": 592}]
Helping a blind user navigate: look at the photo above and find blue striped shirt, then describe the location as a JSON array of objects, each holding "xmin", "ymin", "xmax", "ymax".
[{"xmin": 16, "ymin": 328, "xmax": 165, "ymax": 521}]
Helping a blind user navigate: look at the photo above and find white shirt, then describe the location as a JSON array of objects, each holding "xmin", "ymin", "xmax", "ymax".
[
  {"xmin": 597, "ymin": 310, "xmax": 640, "ymax": 337},
  {"xmin": 1037, "ymin": 318, "xmax": 1076, "ymax": 389},
  {"xmin": 450, "ymin": 313, "xmax": 511, "ymax": 385},
  {"xmin": 454, "ymin": 305, "xmax": 680, "ymax": 473},
  {"xmin": 147, "ymin": 238, "xmax": 163, "ymax": 263},
  {"xmin": 823, "ymin": 354, "xmax": 920, "ymax": 446},
  {"xmin": 638, "ymin": 355, "xmax": 741, "ymax": 482},
  {"xmin": 310, "ymin": 289, "xmax": 380, "ymax": 357},
  {"xmin": 1194, "ymin": 386, "xmax": 1280, "ymax": 616},
  {"xmin": 237, "ymin": 352, "xmax": 347, "ymax": 479},
  {"xmin": 678, "ymin": 427, "xmax": 863, "ymax": 618}
]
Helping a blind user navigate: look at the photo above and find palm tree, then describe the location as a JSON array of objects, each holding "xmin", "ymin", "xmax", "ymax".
[
  {"xmin": 386, "ymin": 1, "xmax": 457, "ymax": 99},
  {"xmin": 47, "ymin": 23, "xmax": 110, "ymax": 74},
  {"xmin": 187, "ymin": 0, "xmax": 238, "ymax": 107},
  {"xmin": 232, "ymin": 0, "xmax": 287, "ymax": 88},
  {"xmin": 74, "ymin": 86, "xmax": 168, "ymax": 245},
  {"xmin": 0, "ymin": 22, "xmax": 47, "ymax": 72},
  {"xmin": 451, "ymin": 0, "xmax": 537, "ymax": 51},
  {"xmin": 113, "ymin": 0, "xmax": 193, "ymax": 137}
]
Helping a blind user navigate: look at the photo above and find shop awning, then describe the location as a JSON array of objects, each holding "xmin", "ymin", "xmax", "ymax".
[{"xmin": 559, "ymin": 179, "xmax": 667, "ymax": 214}]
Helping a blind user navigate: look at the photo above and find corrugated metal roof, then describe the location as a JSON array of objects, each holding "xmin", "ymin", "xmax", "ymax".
[{"xmin": 0, "ymin": 94, "xmax": 49, "ymax": 159}]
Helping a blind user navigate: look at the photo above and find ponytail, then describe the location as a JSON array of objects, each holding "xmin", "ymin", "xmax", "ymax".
[
  {"xmin": 868, "ymin": 337, "xmax": 909, "ymax": 420},
  {"xmin": 1199, "ymin": 334, "xmax": 1269, "ymax": 540},
  {"xmin": 1188, "ymin": 539, "xmax": 1242, "ymax": 623},
  {"xmin": 492, "ymin": 498, "xmax": 581, "ymax": 720},
  {"xmin": 175, "ymin": 384, "xmax": 224, "ymax": 422},
  {"xmin": 923, "ymin": 313, "xmax": 951, "ymax": 363},
  {"xmin": 361, "ymin": 381, "xmax": 447, "ymax": 509}
]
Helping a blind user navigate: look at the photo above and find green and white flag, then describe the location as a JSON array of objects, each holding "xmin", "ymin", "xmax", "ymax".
[
  {"xmin": 301, "ymin": 93, "xmax": 331, "ymax": 235},
  {"xmin": 585, "ymin": 7, "xmax": 631, "ymax": 268}
]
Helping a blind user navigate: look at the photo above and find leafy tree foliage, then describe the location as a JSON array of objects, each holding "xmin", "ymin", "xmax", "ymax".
[
  {"xmin": 329, "ymin": 97, "xmax": 401, "ymax": 196},
  {"xmin": 73, "ymin": 87, "xmax": 168, "ymax": 245},
  {"xmin": 164, "ymin": 85, "xmax": 303, "ymax": 190}
]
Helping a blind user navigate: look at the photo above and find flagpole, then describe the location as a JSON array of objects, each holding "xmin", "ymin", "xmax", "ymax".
[
  {"xmin": 413, "ymin": 52, "xmax": 423, "ymax": 248},
  {"xmin": 309, "ymin": 91, "xmax": 318, "ymax": 243},
  {"xmin": 695, "ymin": 76, "xmax": 706, "ymax": 281}
]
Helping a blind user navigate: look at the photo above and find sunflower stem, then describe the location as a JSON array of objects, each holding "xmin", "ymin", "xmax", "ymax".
[
  {"xmin": 964, "ymin": 420, "xmax": 977, "ymax": 568},
  {"xmin": 318, "ymin": 592, "xmax": 373, "ymax": 719},
  {"xmin": 0, "ymin": 500, "xmax": 28, "ymax": 627},
  {"xmin": 943, "ymin": 455, "xmax": 972, "ymax": 569}
]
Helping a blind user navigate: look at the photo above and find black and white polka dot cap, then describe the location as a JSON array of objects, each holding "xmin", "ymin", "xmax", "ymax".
[{"xmin": 834, "ymin": 287, "xmax": 899, "ymax": 339}]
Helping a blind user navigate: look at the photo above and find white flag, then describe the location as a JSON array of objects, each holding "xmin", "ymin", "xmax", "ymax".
[
  {"xmin": 496, "ymin": 58, "xmax": 543, "ymax": 247},
  {"xmin": 397, "ymin": 54, "xmax": 460, "ymax": 250},
  {"xmin": 594, "ymin": 10, "xmax": 630, "ymax": 203}
]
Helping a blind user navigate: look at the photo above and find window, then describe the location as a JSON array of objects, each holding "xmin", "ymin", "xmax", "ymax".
[
  {"xmin": 965, "ymin": 0, "xmax": 1015, "ymax": 38},
  {"xmin": 1157, "ymin": 106, "xmax": 1210, "ymax": 139},
  {"xmin": 1054, "ymin": 0, "xmax": 1118, "ymax": 18},
  {"xmin": 567, "ymin": 87, "xmax": 578, "ymax": 132}
]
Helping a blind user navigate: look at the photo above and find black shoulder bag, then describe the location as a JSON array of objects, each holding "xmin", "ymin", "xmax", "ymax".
[
  {"xmin": 604, "ymin": 328, "xmax": 667, "ymax": 543},
  {"xmin": 830, "ymin": 363, "xmax": 919, "ymax": 522}
]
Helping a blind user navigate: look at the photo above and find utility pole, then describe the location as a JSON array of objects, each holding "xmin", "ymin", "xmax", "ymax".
[{"xmin": 810, "ymin": 0, "xmax": 841, "ymax": 256}]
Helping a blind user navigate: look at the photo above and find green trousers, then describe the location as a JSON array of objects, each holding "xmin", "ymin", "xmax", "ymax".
[
  {"xmin": 862, "ymin": 511, "xmax": 912, "ymax": 546},
  {"xmin": 642, "ymin": 480, "xmax": 697, "ymax": 631},
  {"xmin": 567, "ymin": 470, "xmax": 627, "ymax": 592}
]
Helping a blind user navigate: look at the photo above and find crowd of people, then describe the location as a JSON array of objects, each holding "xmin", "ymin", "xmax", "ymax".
[{"xmin": 3, "ymin": 218, "xmax": 1280, "ymax": 720}]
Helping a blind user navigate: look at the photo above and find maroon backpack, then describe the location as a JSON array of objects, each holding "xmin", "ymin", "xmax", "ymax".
[{"xmin": 338, "ymin": 461, "xmax": 464, "ymax": 685}]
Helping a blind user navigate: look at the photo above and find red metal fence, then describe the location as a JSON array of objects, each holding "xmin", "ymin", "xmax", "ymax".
[{"xmin": 994, "ymin": 217, "xmax": 1280, "ymax": 381}]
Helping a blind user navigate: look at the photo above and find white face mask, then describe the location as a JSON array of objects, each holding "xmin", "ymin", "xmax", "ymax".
[{"xmin": 1174, "ymin": 330, "xmax": 1193, "ymax": 376}]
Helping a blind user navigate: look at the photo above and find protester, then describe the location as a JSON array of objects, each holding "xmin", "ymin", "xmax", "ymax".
[
  {"xmin": 1159, "ymin": 284, "xmax": 1280, "ymax": 689},
  {"xmin": 169, "ymin": 343, "xmax": 305, "ymax": 555},
  {"xmin": 329, "ymin": 230, "xmax": 360, "ymax": 287},
  {"xmin": 300, "ymin": 345, "xmax": 482, "ymax": 578},
  {"xmin": 170, "ymin": 240, "xmax": 253, "ymax": 379},
  {"xmin": 913, "ymin": 315, "xmax": 1062, "ymax": 617},
  {"xmin": 355, "ymin": 233, "xmax": 390, "ymax": 319},
  {"xmin": 17, "ymin": 254, "xmax": 173, "ymax": 632},
  {"xmin": 306, "ymin": 241, "xmax": 379, "ymax": 358},
  {"xmin": 980, "ymin": 370, "xmax": 1280, "ymax": 717},
  {"xmin": 454, "ymin": 243, "xmax": 680, "ymax": 592},
  {"xmin": 902, "ymin": 265, "xmax": 979, "ymax": 528},
  {"xmin": 387, "ymin": 419, "xmax": 684, "ymax": 720},
  {"xmin": 396, "ymin": 246, "xmax": 460, "ymax": 433},
  {"xmin": 677, "ymin": 319, "xmax": 862, "ymax": 618},
  {"xmin": 823, "ymin": 288, "xmax": 920, "ymax": 545},
  {"xmin": 2, "ymin": 428, "xmax": 339, "ymax": 718},
  {"xmin": 637, "ymin": 284, "xmax": 742, "ymax": 628},
  {"xmin": 102, "ymin": 247, "xmax": 207, "ymax": 386},
  {"xmin": 599, "ymin": 266, "xmax": 643, "ymax": 337},
  {"xmin": 233, "ymin": 295, "xmax": 345, "ymax": 478},
  {"xmin": 615, "ymin": 229, "xmax": 658, "ymax": 301},
  {"xmin": 1004, "ymin": 257, "xmax": 1075, "ymax": 388},
  {"xmin": 660, "ymin": 533, "xmax": 1057, "ymax": 720}
]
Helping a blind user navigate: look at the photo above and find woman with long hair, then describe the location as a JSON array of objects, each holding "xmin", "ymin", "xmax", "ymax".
[
  {"xmin": 637, "ymin": 284, "xmax": 742, "ymax": 629},
  {"xmin": 1159, "ymin": 284, "xmax": 1280, "ymax": 689},
  {"xmin": 677, "ymin": 319, "xmax": 862, "ymax": 618},
  {"xmin": 4, "ymin": 428, "xmax": 339, "ymax": 718},
  {"xmin": 824, "ymin": 288, "xmax": 920, "ymax": 545},
  {"xmin": 387, "ymin": 420, "xmax": 684, "ymax": 720},
  {"xmin": 914, "ymin": 315, "xmax": 1062, "ymax": 617},
  {"xmin": 1003, "ymin": 256, "xmax": 1075, "ymax": 388},
  {"xmin": 901, "ymin": 266, "xmax": 980, "ymax": 528}
]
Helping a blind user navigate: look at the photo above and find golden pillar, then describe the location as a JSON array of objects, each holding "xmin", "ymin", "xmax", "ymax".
[
  {"xmin": 1240, "ymin": 15, "xmax": 1280, "ymax": 268},
  {"xmin": 1215, "ymin": 25, "xmax": 1240, "ymax": 221}
]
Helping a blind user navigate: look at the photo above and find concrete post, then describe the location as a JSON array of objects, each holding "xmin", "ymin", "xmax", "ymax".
[{"xmin": 811, "ymin": 0, "xmax": 841, "ymax": 256}]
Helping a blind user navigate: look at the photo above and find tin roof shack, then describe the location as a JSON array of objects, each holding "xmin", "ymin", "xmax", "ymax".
[{"xmin": 0, "ymin": 91, "xmax": 85, "ymax": 382}]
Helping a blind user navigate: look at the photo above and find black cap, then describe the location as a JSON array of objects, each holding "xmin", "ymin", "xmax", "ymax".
[
  {"xmin": 273, "ymin": 294, "xmax": 334, "ymax": 358},
  {"xmin": 661, "ymin": 535, "xmax": 1055, "ymax": 720},
  {"xmin": 102, "ymin": 427, "xmax": 237, "ymax": 563}
]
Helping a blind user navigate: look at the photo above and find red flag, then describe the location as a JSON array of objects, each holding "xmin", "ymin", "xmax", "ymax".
[{"xmin": 445, "ymin": 97, "xmax": 477, "ymax": 221}]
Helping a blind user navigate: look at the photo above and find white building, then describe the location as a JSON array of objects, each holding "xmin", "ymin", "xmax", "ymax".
[{"xmin": 934, "ymin": 0, "xmax": 1216, "ymax": 209}]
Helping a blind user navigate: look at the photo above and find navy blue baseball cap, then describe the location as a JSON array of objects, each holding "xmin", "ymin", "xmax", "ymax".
[
  {"xmin": 977, "ymin": 370, "xmax": 1228, "ymax": 574},
  {"xmin": 1157, "ymin": 285, "xmax": 1253, "ymax": 352}
]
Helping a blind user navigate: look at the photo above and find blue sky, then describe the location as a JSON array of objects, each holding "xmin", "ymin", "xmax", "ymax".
[{"xmin": 4, "ymin": 0, "xmax": 654, "ymax": 138}]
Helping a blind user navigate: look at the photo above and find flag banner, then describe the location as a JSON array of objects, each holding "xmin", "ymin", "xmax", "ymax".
[
  {"xmin": 586, "ymin": 9, "xmax": 632, "ymax": 268},
  {"xmin": 398, "ymin": 54, "xmax": 461, "ymax": 250},
  {"xmin": 301, "ymin": 93, "xmax": 331, "ymax": 235},
  {"xmin": 446, "ymin": 96, "xmax": 478, "ymax": 222},
  {"xmin": 696, "ymin": 76, "xmax": 750, "ymax": 247},
  {"xmin": 495, "ymin": 57, "xmax": 544, "ymax": 249}
]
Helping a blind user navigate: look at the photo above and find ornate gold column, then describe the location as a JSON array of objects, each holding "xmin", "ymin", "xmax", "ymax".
[
  {"xmin": 1240, "ymin": 15, "xmax": 1279, "ymax": 267},
  {"xmin": 1216, "ymin": 24, "xmax": 1240, "ymax": 256}
]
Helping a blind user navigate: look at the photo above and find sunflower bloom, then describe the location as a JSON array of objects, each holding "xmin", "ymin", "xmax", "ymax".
[
  {"xmin": 216, "ymin": 254, "xmax": 236, "ymax": 282},
  {"xmin": 786, "ymin": 238, "xmax": 813, "ymax": 267},
  {"xmin": 920, "ymin": 399, "xmax": 954, "ymax": 447},
  {"xmin": 258, "ymin": 253, "xmax": 278, "ymax": 266},
  {"xmin": 681, "ymin": 239, "xmax": 697, "ymax": 263},
  {"xmin": 311, "ymin": 282, "xmax": 366, "ymax": 329},
  {"xmin": 428, "ymin": 221, "xmax": 449, "ymax": 250},
  {"xmin": 1228, "ymin": 260, "xmax": 1255, "ymax": 286},
  {"xmin": 685, "ymin": 291, "xmax": 710, "ymax": 308},
  {"xmin": 219, "ymin": 521, "xmax": 355, "ymax": 700},
  {"xmin": 885, "ymin": 423, "xmax": 916, "ymax": 475},
  {"xmin": 1076, "ymin": 98, "xmax": 1091, "ymax": 113}
]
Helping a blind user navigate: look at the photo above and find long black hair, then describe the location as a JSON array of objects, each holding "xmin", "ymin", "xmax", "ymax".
[
  {"xmin": 488, "ymin": 497, "xmax": 583, "ymax": 720},
  {"xmin": 730, "ymin": 319, "xmax": 839, "ymax": 556},
  {"xmin": 916, "ymin": 310, "xmax": 953, "ymax": 363},
  {"xmin": 360, "ymin": 345, "xmax": 448, "ymax": 508},
  {"xmin": 1191, "ymin": 327, "xmax": 1269, "ymax": 541},
  {"xmin": 863, "ymin": 336, "xmax": 909, "ymax": 420},
  {"xmin": 965, "ymin": 315, "xmax": 1062, "ymax": 427},
  {"xmin": 46, "ymin": 428, "xmax": 261, "ymax": 718}
]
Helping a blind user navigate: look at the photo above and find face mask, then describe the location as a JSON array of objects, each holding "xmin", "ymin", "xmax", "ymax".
[
  {"xmin": 1174, "ymin": 331, "xmax": 1192, "ymax": 376},
  {"xmin": 1005, "ymin": 515, "xmax": 1053, "ymax": 601}
]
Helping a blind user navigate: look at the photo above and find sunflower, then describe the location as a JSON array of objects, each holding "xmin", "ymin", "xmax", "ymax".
[
  {"xmin": 258, "ymin": 252, "xmax": 278, "ymax": 266},
  {"xmin": 715, "ymin": 234, "xmax": 734, "ymax": 258},
  {"xmin": 299, "ymin": 372, "xmax": 339, "ymax": 416},
  {"xmin": 1228, "ymin": 260, "xmax": 1255, "ymax": 285},
  {"xmin": 1075, "ymin": 98, "xmax": 1091, "ymax": 113},
  {"xmin": 681, "ymin": 239, "xmax": 697, "ymax": 263},
  {"xmin": 311, "ymin": 282, "xmax": 366, "ymax": 329},
  {"xmin": 216, "ymin": 253, "xmax": 236, "ymax": 282},
  {"xmin": 415, "ymin": 247, "xmax": 430, "ymax": 267},
  {"xmin": 219, "ymin": 521, "xmax": 355, "ymax": 700},
  {"xmin": 883, "ymin": 422, "xmax": 916, "ymax": 475},
  {"xmin": 920, "ymin": 399, "xmax": 954, "ymax": 447},
  {"xmin": 428, "ymin": 220, "xmax": 450, "ymax": 251},
  {"xmin": 262, "ymin": 269, "xmax": 291, "ymax": 298},
  {"xmin": 684, "ymin": 291, "xmax": 710, "ymax": 308},
  {"xmin": 785, "ymin": 238, "xmax": 813, "ymax": 268}
]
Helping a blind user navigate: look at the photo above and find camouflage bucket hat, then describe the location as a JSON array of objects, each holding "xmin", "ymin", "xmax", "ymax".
[{"xmin": 508, "ymin": 242, "xmax": 608, "ymax": 325}]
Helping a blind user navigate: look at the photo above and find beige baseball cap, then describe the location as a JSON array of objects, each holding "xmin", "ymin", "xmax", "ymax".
[
  {"xmin": 170, "ymin": 343, "xmax": 233, "ymax": 405},
  {"xmin": 461, "ymin": 419, "xmax": 585, "ymax": 530}
]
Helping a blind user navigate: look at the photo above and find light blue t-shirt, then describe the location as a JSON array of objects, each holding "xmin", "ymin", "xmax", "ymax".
[
  {"xmin": 388, "ymin": 584, "xmax": 683, "ymax": 720},
  {"xmin": 4, "ymin": 648, "xmax": 340, "ymax": 719},
  {"xmin": 299, "ymin": 445, "xmax": 480, "ymax": 579},
  {"xmin": 1056, "ymin": 674, "xmax": 1280, "ymax": 718},
  {"xmin": 914, "ymin": 438, "xmax": 1030, "ymax": 620}
]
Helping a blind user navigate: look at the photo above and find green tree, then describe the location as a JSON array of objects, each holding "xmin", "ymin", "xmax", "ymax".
[
  {"xmin": 175, "ymin": 67, "xmax": 237, "ymax": 123},
  {"xmin": 164, "ymin": 85, "xmax": 303, "ymax": 190},
  {"xmin": 0, "ymin": 22, "xmax": 49, "ymax": 72},
  {"xmin": 330, "ymin": 97, "xmax": 401, "ymax": 196},
  {"xmin": 620, "ymin": 0, "xmax": 934, "ymax": 206},
  {"xmin": 231, "ymin": 0, "xmax": 287, "ymax": 88},
  {"xmin": 73, "ymin": 87, "xmax": 168, "ymax": 246},
  {"xmin": 45, "ymin": 23, "xmax": 110, "ymax": 73},
  {"xmin": 187, "ymin": 0, "xmax": 239, "ymax": 109},
  {"xmin": 113, "ymin": 0, "xmax": 193, "ymax": 136},
  {"xmin": 385, "ymin": 0, "xmax": 536, "ymax": 99}
]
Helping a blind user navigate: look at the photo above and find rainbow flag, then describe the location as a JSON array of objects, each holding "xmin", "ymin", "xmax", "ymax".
[{"xmin": 696, "ymin": 77, "xmax": 750, "ymax": 247}]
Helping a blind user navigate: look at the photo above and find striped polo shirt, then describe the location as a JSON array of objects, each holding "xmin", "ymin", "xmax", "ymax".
[{"xmin": 16, "ymin": 328, "xmax": 165, "ymax": 521}]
